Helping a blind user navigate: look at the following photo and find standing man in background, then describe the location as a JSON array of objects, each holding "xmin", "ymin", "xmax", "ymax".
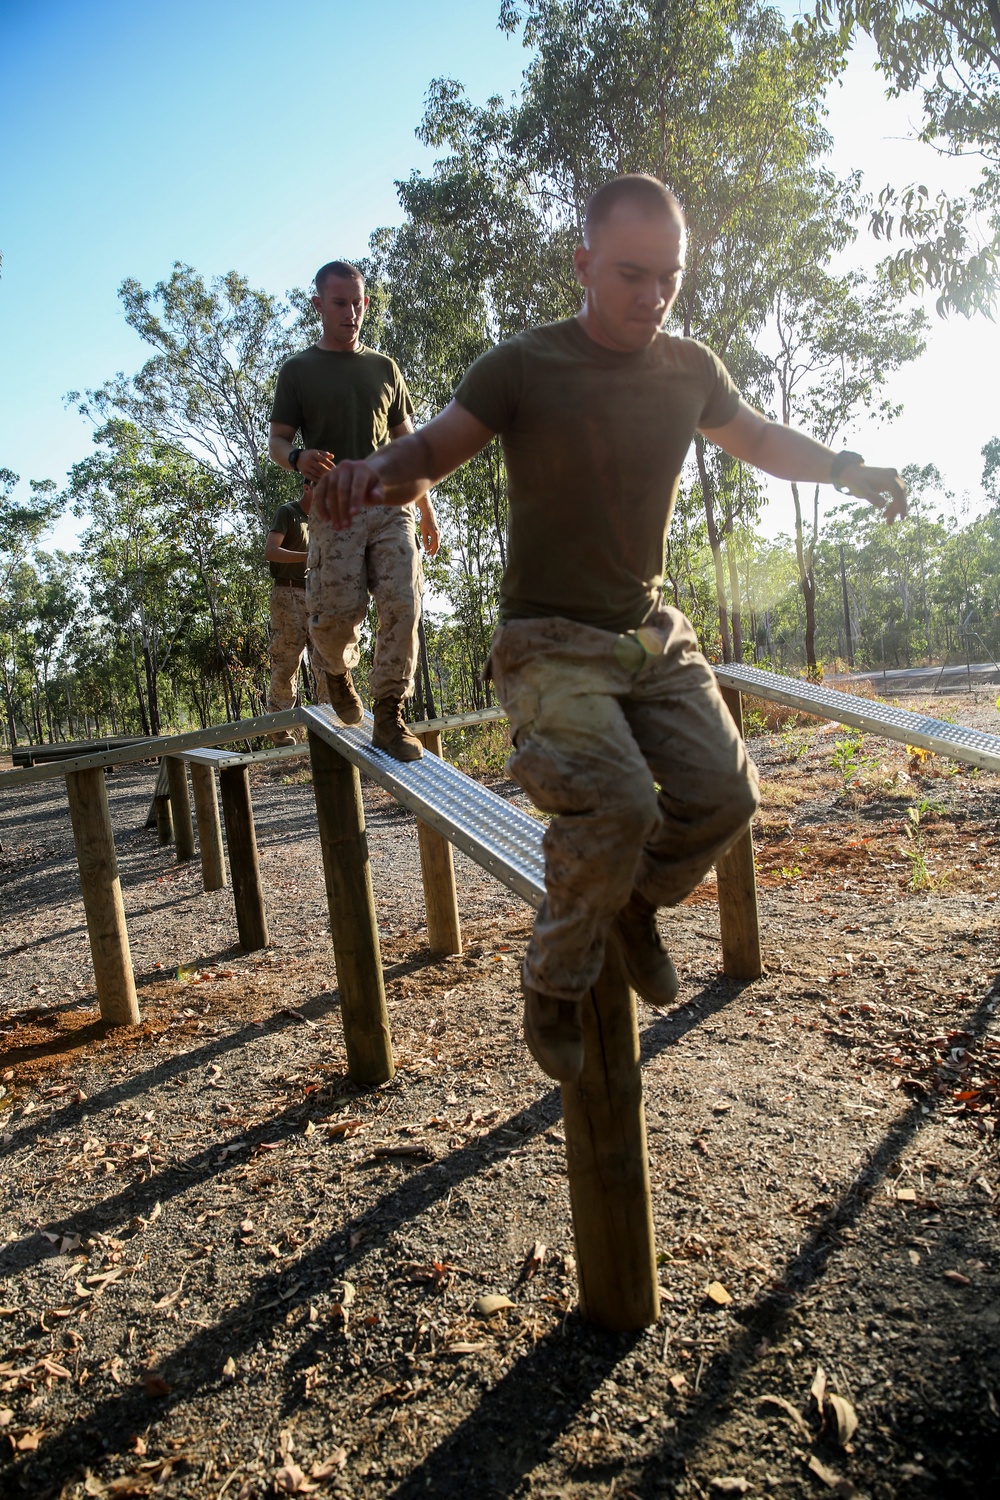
[
  {"xmin": 264, "ymin": 482, "xmax": 326, "ymax": 746},
  {"xmin": 268, "ymin": 259, "xmax": 439, "ymax": 762}
]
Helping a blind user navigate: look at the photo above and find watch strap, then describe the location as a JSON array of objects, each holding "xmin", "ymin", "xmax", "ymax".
[
  {"xmin": 288, "ymin": 447, "xmax": 303, "ymax": 471},
  {"xmin": 831, "ymin": 449, "xmax": 864, "ymax": 493}
]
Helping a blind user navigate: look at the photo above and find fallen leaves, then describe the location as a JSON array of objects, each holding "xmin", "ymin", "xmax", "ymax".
[{"xmin": 475, "ymin": 1293, "xmax": 515, "ymax": 1317}]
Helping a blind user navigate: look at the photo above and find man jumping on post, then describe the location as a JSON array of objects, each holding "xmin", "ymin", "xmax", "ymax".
[
  {"xmin": 311, "ymin": 176, "xmax": 907, "ymax": 1081},
  {"xmin": 269, "ymin": 260, "xmax": 439, "ymax": 762}
]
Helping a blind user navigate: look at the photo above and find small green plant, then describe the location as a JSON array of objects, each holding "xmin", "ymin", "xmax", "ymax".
[
  {"xmin": 902, "ymin": 797, "xmax": 944, "ymax": 891},
  {"xmin": 779, "ymin": 725, "xmax": 809, "ymax": 762},
  {"xmin": 779, "ymin": 864, "xmax": 802, "ymax": 880},
  {"xmin": 830, "ymin": 729, "xmax": 868, "ymax": 789}
]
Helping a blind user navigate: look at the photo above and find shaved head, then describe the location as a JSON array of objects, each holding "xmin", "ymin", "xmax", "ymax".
[{"xmin": 583, "ymin": 175, "xmax": 685, "ymax": 246}]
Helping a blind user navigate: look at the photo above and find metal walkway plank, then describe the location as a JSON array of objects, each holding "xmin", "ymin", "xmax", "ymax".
[
  {"xmin": 302, "ymin": 706, "xmax": 546, "ymax": 908},
  {"xmin": 716, "ymin": 664, "xmax": 1000, "ymax": 773}
]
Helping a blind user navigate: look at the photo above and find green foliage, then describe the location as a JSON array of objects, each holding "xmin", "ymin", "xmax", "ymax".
[
  {"xmin": 810, "ymin": 1, "xmax": 1000, "ymax": 316},
  {"xmin": 830, "ymin": 728, "xmax": 868, "ymax": 787}
]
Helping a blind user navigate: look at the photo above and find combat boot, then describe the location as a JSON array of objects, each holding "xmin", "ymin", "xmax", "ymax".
[
  {"xmin": 372, "ymin": 698, "xmax": 423, "ymax": 761},
  {"xmin": 522, "ymin": 977, "xmax": 584, "ymax": 1082},
  {"xmin": 611, "ymin": 892, "xmax": 679, "ymax": 1008},
  {"xmin": 327, "ymin": 671, "xmax": 364, "ymax": 726}
]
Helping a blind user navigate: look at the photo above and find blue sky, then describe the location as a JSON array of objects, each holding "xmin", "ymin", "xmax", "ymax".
[{"xmin": 1, "ymin": 0, "xmax": 996, "ymax": 549}]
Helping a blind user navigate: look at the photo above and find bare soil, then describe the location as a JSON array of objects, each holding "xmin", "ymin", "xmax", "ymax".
[{"xmin": 1, "ymin": 692, "xmax": 998, "ymax": 1500}]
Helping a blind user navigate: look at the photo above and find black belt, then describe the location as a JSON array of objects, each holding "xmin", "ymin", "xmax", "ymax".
[{"xmin": 273, "ymin": 577, "xmax": 306, "ymax": 589}]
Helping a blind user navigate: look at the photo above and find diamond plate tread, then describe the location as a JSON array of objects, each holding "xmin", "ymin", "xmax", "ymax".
[
  {"xmin": 302, "ymin": 706, "xmax": 545, "ymax": 909},
  {"xmin": 716, "ymin": 663, "xmax": 1000, "ymax": 773}
]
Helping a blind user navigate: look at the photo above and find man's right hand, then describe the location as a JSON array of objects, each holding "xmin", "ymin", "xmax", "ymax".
[
  {"xmin": 312, "ymin": 459, "xmax": 385, "ymax": 527},
  {"xmin": 298, "ymin": 449, "xmax": 336, "ymax": 483}
]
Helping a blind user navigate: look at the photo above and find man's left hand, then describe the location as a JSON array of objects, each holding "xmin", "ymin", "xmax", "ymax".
[
  {"xmin": 419, "ymin": 506, "xmax": 441, "ymax": 557},
  {"xmin": 840, "ymin": 464, "xmax": 908, "ymax": 523}
]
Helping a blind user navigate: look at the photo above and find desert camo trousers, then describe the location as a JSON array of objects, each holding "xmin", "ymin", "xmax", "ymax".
[
  {"xmin": 488, "ymin": 608, "xmax": 760, "ymax": 1002},
  {"xmin": 267, "ymin": 583, "xmax": 331, "ymax": 712},
  {"xmin": 307, "ymin": 505, "xmax": 422, "ymax": 702}
]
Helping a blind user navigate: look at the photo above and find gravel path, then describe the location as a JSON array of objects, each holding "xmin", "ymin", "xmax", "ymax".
[{"xmin": 1, "ymin": 700, "xmax": 998, "ymax": 1498}]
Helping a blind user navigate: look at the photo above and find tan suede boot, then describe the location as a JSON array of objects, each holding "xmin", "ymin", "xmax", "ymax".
[
  {"xmin": 522, "ymin": 982, "xmax": 584, "ymax": 1082},
  {"xmin": 610, "ymin": 892, "xmax": 679, "ymax": 1007},
  {"xmin": 371, "ymin": 698, "xmax": 423, "ymax": 761},
  {"xmin": 327, "ymin": 671, "xmax": 364, "ymax": 726}
]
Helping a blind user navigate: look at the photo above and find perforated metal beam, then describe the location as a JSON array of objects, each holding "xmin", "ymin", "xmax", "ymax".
[
  {"xmin": 302, "ymin": 706, "xmax": 545, "ymax": 908},
  {"xmin": 715, "ymin": 663, "xmax": 1000, "ymax": 774}
]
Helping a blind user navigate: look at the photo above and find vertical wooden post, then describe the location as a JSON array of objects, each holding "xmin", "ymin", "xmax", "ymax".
[
  {"xmin": 154, "ymin": 795, "xmax": 173, "ymax": 846},
  {"xmin": 308, "ymin": 729, "xmax": 394, "ymax": 1087},
  {"xmin": 717, "ymin": 686, "xmax": 763, "ymax": 980},
  {"xmin": 561, "ymin": 943, "xmax": 659, "ymax": 1331},
  {"xmin": 65, "ymin": 767, "xmax": 140, "ymax": 1027},
  {"xmin": 190, "ymin": 763, "xmax": 227, "ymax": 892},
  {"xmin": 165, "ymin": 756, "xmax": 195, "ymax": 862},
  {"xmin": 218, "ymin": 766, "xmax": 269, "ymax": 951},
  {"xmin": 416, "ymin": 728, "xmax": 462, "ymax": 956}
]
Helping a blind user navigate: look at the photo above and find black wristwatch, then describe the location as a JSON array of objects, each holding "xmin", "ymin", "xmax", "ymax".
[
  {"xmin": 830, "ymin": 450, "xmax": 864, "ymax": 493},
  {"xmin": 288, "ymin": 447, "xmax": 304, "ymax": 472}
]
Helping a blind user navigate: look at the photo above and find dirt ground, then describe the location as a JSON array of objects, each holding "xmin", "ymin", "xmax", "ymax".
[{"xmin": 1, "ymin": 690, "xmax": 998, "ymax": 1500}]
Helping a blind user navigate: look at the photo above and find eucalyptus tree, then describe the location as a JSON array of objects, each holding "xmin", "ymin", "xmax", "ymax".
[
  {"xmin": 0, "ymin": 470, "xmax": 61, "ymax": 746},
  {"xmin": 374, "ymin": 0, "xmax": 858, "ymax": 669},
  {"xmin": 70, "ymin": 266, "xmax": 306, "ymax": 531},
  {"xmin": 770, "ymin": 268, "xmax": 926, "ymax": 670},
  {"xmin": 67, "ymin": 420, "xmax": 197, "ymax": 735},
  {"xmin": 812, "ymin": 1, "xmax": 1000, "ymax": 316}
]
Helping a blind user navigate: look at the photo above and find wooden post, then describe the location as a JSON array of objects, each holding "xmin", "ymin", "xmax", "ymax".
[
  {"xmin": 717, "ymin": 686, "xmax": 763, "ymax": 980},
  {"xmin": 218, "ymin": 766, "xmax": 269, "ymax": 951},
  {"xmin": 308, "ymin": 729, "xmax": 394, "ymax": 1087},
  {"xmin": 154, "ymin": 794, "xmax": 173, "ymax": 846},
  {"xmin": 562, "ymin": 943, "xmax": 659, "ymax": 1331},
  {"xmin": 190, "ymin": 762, "xmax": 227, "ymax": 892},
  {"xmin": 65, "ymin": 767, "xmax": 140, "ymax": 1027},
  {"xmin": 165, "ymin": 756, "xmax": 195, "ymax": 862},
  {"xmin": 146, "ymin": 759, "xmax": 171, "ymax": 833},
  {"xmin": 416, "ymin": 728, "xmax": 462, "ymax": 956}
]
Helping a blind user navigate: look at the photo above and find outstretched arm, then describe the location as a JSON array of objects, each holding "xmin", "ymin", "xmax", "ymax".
[
  {"xmin": 701, "ymin": 399, "xmax": 907, "ymax": 522},
  {"xmin": 312, "ymin": 401, "xmax": 496, "ymax": 528}
]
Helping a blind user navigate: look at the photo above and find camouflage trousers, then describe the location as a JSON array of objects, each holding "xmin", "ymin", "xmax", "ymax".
[
  {"xmin": 307, "ymin": 506, "xmax": 422, "ymax": 702},
  {"xmin": 267, "ymin": 583, "xmax": 330, "ymax": 712},
  {"xmin": 488, "ymin": 608, "xmax": 760, "ymax": 1001}
]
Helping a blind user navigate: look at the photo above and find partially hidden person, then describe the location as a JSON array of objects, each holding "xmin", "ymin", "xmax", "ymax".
[{"xmin": 263, "ymin": 481, "xmax": 331, "ymax": 746}]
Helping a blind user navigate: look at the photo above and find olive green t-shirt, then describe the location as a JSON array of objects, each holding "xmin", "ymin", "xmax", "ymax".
[
  {"xmin": 270, "ymin": 344, "xmax": 413, "ymax": 460},
  {"xmin": 453, "ymin": 318, "xmax": 741, "ymax": 632},
  {"xmin": 267, "ymin": 499, "xmax": 309, "ymax": 581}
]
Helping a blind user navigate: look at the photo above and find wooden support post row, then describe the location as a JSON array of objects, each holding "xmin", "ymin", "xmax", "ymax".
[
  {"xmin": 64, "ymin": 767, "xmax": 140, "ymax": 1027},
  {"xmin": 416, "ymin": 729, "xmax": 462, "ymax": 956},
  {"xmin": 716, "ymin": 685, "xmax": 763, "ymax": 982},
  {"xmin": 308, "ymin": 730, "xmax": 394, "ymax": 1087}
]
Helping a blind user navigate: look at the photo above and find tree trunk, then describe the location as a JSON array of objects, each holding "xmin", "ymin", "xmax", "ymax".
[
  {"xmin": 695, "ymin": 435, "xmax": 731, "ymax": 661},
  {"xmin": 726, "ymin": 538, "xmax": 743, "ymax": 663}
]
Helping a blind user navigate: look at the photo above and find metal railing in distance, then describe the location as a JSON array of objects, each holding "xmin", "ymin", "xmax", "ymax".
[
  {"xmin": 302, "ymin": 705, "xmax": 545, "ymax": 909},
  {"xmin": 715, "ymin": 663, "xmax": 1000, "ymax": 774}
]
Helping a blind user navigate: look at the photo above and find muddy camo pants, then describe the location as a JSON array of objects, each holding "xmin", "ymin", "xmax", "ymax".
[
  {"xmin": 307, "ymin": 506, "xmax": 422, "ymax": 702},
  {"xmin": 267, "ymin": 583, "xmax": 330, "ymax": 712},
  {"xmin": 488, "ymin": 609, "xmax": 760, "ymax": 1001}
]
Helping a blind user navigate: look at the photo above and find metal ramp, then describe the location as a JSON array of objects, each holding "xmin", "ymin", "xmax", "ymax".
[
  {"xmin": 715, "ymin": 663, "xmax": 1000, "ymax": 774},
  {"xmin": 302, "ymin": 705, "xmax": 546, "ymax": 909}
]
